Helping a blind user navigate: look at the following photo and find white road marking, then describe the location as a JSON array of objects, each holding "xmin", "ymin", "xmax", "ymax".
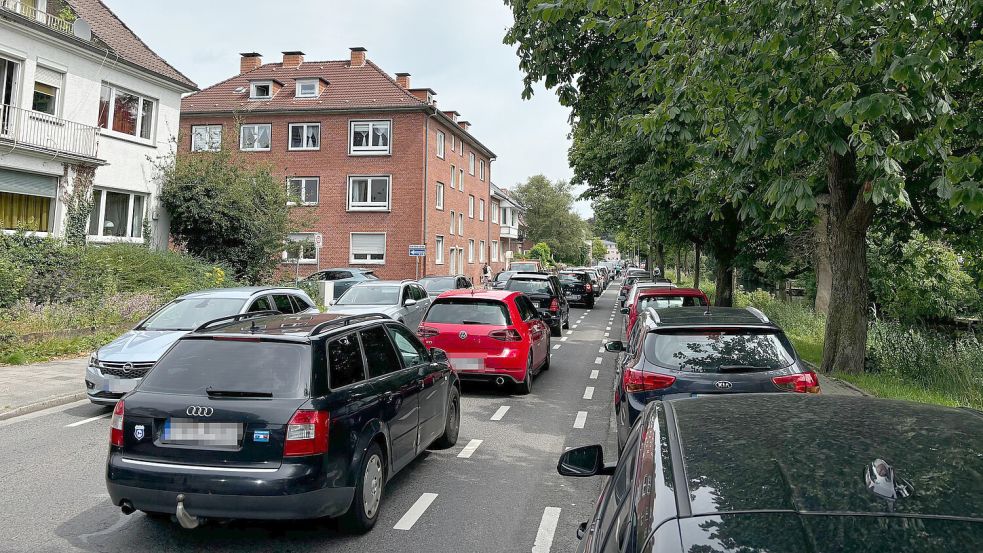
[
  {"xmin": 566, "ymin": 331, "xmax": 573, "ymax": 336},
  {"xmin": 583, "ymin": 387, "xmax": 595, "ymax": 400},
  {"xmin": 490, "ymin": 406, "xmax": 510, "ymax": 421},
  {"xmin": 0, "ymin": 399, "xmax": 89, "ymax": 428},
  {"xmin": 605, "ymin": 326, "xmax": 611, "ymax": 331},
  {"xmin": 573, "ymin": 411, "xmax": 588, "ymax": 429},
  {"xmin": 598, "ymin": 347, "xmax": 604, "ymax": 353},
  {"xmin": 603, "ymin": 332, "xmax": 610, "ymax": 338},
  {"xmin": 65, "ymin": 413, "xmax": 111, "ymax": 428},
  {"xmin": 457, "ymin": 439, "xmax": 483, "ymax": 459},
  {"xmin": 532, "ymin": 507, "xmax": 562, "ymax": 553},
  {"xmin": 571, "ymin": 325, "xmax": 578, "ymax": 329},
  {"xmin": 590, "ymin": 370, "xmax": 599, "ymax": 379},
  {"xmin": 560, "ymin": 337, "xmax": 568, "ymax": 342},
  {"xmin": 394, "ymin": 493, "xmax": 438, "ymax": 530},
  {"xmin": 594, "ymin": 357, "xmax": 603, "ymax": 364},
  {"xmin": 552, "ymin": 344, "xmax": 561, "ymax": 350}
]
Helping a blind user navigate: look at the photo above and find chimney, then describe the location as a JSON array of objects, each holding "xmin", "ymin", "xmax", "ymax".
[
  {"xmin": 281, "ymin": 51, "xmax": 304, "ymax": 68},
  {"xmin": 458, "ymin": 120, "xmax": 471, "ymax": 132},
  {"xmin": 349, "ymin": 47, "xmax": 367, "ymax": 67},
  {"xmin": 239, "ymin": 52, "xmax": 262, "ymax": 74},
  {"xmin": 442, "ymin": 110, "xmax": 459, "ymax": 122},
  {"xmin": 408, "ymin": 87, "xmax": 436, "ymax": 104},
  {"xmin": 395, "ymin": 72, "xmax": 411, "ymax": 89}
]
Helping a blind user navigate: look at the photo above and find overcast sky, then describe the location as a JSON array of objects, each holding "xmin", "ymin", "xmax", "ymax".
[{"xmin": 103, "ymin": 0, "xmax": 591, "ymax": 216}]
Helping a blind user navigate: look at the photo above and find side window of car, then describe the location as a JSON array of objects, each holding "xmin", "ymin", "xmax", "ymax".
[
  {"xmin": 517, "ymin": 297, "xmax": 537, "ymax": 321},
  {"xmin": 327, "ymin": 333, "xmax": 366, "ymax": 389},
  {"xmin": 386, "ymin": 324, "xmax": 430, "ymax": 367},
  {"xmin": 288, "ymin": 295, "xmax": 310, "ymax": 313},
  {"xmin": 401, "ymin": 286, "xmax": 412, "ymax": 304},
  {"xmin": 336, "ymin": 271, "xmax": 353, "ymax": 279},
  {"xmin": 415, "ymin": 285, "xmax": 429, "ymax": 300},
  {"xmin": 272, "ymin": 294, "xmax": 296, "ymax": 314},
  {"xmin": 247, "ymin": 296, "xmax": 273, "ymax": 312},
  {"xmin": 360, "ymin": 325, "xmax": 402, "ymax": 378}
]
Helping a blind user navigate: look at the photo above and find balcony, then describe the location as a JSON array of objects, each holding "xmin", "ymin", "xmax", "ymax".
[
  {"xmin": 500, "ymin": 223, "xmax": 520, "ymax": 240},
  {"xmin": 0, "ymin": 0, "xmax": 75, "ymax": 35},
  {"xmin": 0, "ymin": 104, "xmax": 100, "ymax": 160}
]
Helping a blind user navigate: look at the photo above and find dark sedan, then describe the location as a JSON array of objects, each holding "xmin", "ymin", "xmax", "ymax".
[
  {"xmin": 419, "ymin": 275, "xmax": 473, "ymax": 295},
  {"xmin": 559, "ymin": 271, "xmax": 595, "ymax": 308},
  {"xmin": 558, "ymin": 394, "xmax": 983, "ymax": 552},
  {"xmin": 504, "ymin": 273, "xmax": 570, "ymax": 336},
  {"xmin": 302, "ymin": 268, "xmax": 377, "ymax": 299}
]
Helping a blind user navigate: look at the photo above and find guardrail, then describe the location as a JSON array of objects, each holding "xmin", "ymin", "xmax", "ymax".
[{"xmin": 0, "ymin": 104, "xmax": 100, "ymax": 158}]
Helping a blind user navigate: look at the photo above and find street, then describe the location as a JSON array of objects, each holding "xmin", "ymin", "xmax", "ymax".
[{"xmin": 0, "ymin": 288, "xmax": 624, "ymax": 553}]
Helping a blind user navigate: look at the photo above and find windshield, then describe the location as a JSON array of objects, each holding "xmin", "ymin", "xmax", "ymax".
[
  {"xmin": 138, "ymin": 298, "xmax": 247, "ymax": 331},
  {"xmin": 510, "ymin": 263, "xmax": 538, "ymax": 272},
  {"xmin": 421, "ymin": 277, "xmax": 457, "ymax": 292},
  {"xmin": 638, "ymin": 295, "xmax": 707, "ymax": 310},
  {"xmin": 424, "ymin": 299, "xmax": 511, "ymax": 325},
  {"xmin": 337, "ymin": 285, "xmax": 400, "ymax": 305},
  {"xmin": 140, "ymin": 339, "xmax": 310, "ymax": 398},
  {"xmin": 495, "ymin": 271, "xmax": 516, "ymax": 282},
  {"xmin": 506, "ymin": 279, "xmax": 552, "ymax": 295},
  {"xmin": 644, "ymin": 330, "xmax": 795, "ymax": 372}
]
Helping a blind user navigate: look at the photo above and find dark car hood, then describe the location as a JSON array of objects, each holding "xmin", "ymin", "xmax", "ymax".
[{"xmin": 671, "ymin": 394, "xmax": 983, "ymax": 520}]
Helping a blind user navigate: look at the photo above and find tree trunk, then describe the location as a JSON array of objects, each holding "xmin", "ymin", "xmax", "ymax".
[
  {"xmin": 820, "ymin": 150, "xmax": 875, "ymax": 374},
  {"xmin": 715, "ymin": 263, "xmax": 735, "ymax": 307},
  {"xmin": 656, "ymin": 243, "xmax": 666, "ymax": 277},
  {"xmin": 693, "ymin": 242, "xmax": 701, "ymax": 288},
  {"xmin": 814, "ymin": 195, "xmax": 833, "ymax": 314},
  {"xmin": 675, "ymin": 248, "xmax": 681, "ymax": 282},
  {"xmin": 682, "ymin": 250, "xmax": 688, "ymax": 279}
]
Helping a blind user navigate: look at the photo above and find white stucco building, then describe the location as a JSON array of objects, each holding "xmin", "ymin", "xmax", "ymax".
[
  {"xmin": 602, "ymin": 239, "xmax": 620, "ymax": 262},
  {"xmin": 0, "ymin": 0, "xmax": 195, "ymax": 247}
]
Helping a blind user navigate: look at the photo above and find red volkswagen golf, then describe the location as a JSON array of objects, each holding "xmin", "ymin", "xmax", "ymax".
[{"xmin": 416, "ymin": 290, "xmax": 551, "ymax": 394}]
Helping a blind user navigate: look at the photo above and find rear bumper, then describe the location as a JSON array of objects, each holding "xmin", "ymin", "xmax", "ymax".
[{"xmin": 448, "ymin": 347, "xmax": 529, "ymax": 383}]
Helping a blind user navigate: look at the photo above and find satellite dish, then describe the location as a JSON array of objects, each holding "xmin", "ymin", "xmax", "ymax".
[{"xmin": 72, "ymin": 18, "xmax": 92, "ymax": 41}]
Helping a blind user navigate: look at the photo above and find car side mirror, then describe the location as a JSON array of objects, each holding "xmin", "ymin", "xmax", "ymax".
[
  {"xmin": 620, "ymin": 307, "xmax": 629, "ymax": 314},
  {"xmin": 604, "ymin": 341, "xmax": 624, "ymax": 352},
  {"xmin": 403, "ymin": 299, "xmax": 417, "ymax": 307},
  {"xmin": 430, "ymin": 347, "xmax": 449, "ymax": 364},
  {"xmin": 328, "ymin": 299, "xmax": 336, "ymax": 306},
  {"xmin": 557, "ymin": 445, "xmax": 615, "ymax": 477}
]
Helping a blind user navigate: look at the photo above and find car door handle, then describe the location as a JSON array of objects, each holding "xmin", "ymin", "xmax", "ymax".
[{"xmin": 382, "ymin": 391, "xmax": 396, "ymax": 402}]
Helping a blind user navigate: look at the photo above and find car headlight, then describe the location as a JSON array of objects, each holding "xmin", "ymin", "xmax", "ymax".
[{"xmin": 89, "ymin": 352, "xmax": 100, "ymax": 367}]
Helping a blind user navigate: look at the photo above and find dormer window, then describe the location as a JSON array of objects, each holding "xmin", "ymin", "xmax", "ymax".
[
  {"xmin": 296, "ymin": 79, "xmax": 318, "ymax": 98},
  {"xmin": 249, "ymin": 81, "xmax": 272, "ymax": 99}
]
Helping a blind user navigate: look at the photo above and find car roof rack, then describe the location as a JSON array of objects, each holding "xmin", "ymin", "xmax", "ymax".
[
  {"xmin": 193, "ymin": 310, "xmax": 281, "ymax": 332},
  {"xmin": 309, "ymin": 313, "xmax": 391, "ymax": 337},
  {"xmin": 745, "ymin": 306, "xmax": 770, "ymax": 323}
]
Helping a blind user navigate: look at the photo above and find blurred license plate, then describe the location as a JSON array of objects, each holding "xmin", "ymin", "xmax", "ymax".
[
  {"xmin": 163, "ymin": 419, "xmax": 242, "ymax": 446},
  {"xmin": 567, "ymin": 294, "xmax": 580, "ymax": 300},
  {"xmin": 451, "ymin": 358, "xmax": 484, "ymax": 371}
]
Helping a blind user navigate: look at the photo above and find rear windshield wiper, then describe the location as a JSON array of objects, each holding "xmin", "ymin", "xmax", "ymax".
[
  {"xmin": 718, "ymin": 365, "xmax": 775, "ymax": 373},
  {"xmin": 205, "ymin": 388, "xmax": 273, "ymax": 398},
  {"xmin": 461, "ymin": 320, "xmax": 489, "ymax": 325}
]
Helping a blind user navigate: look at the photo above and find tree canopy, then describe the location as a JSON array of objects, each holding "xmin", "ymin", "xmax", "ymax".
[{"xmin": 512, "ymin": 174, "xmax": 589, "ymax": 263}]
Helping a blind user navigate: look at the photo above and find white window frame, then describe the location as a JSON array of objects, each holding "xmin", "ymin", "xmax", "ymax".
[
  {"xmin": 86, "ymin": 187, "xmax": 148, "ymax": 242},
  {"xmin": 288, "ymin": 122, "xmax": 320, "ymax": 151},
  {"xmin": 436, "ymin": 130, "xmax": 445, "ymax": 159},
  {"xmin": 491, "ymin": 240, "xmax": 499, "ymax": 262},
  {"xmin": 469, "ymin": 152, "xmax": 475, "ymax": 175},
  {"xmin": 435, "ymin": 235, "xmax": 444, "ymax": 264},
  {"xmin": 347, "ymin": 175, "xmax": 391, "ymax": 211},
  {"xmin": 350, "ymin": 232, "xmax": 386, "ymax": 265},
  {"xmin": 458, "ymin": 213, "xmax": 464, "ymax": 236},
  {"xmin": 480, "ymin": 160, "xmax": 485, "ymax": 181},
  {"xmin": 98, "ymin": 83, "xmax": 157, "ymax": 142},
  {"xmin": 240, "ymin": 123, "xmax": 272, "ymax": 151},
  {"xmin": 450, "ymin": 210, "xmax": 455, "ymax": 234},
  {"xmin": 479, "ymin": 240, "xmax": 486, "ymax": 262},
  {"xmin": 295, "ymin": 79, "xmax": 318, "ymax": 98},
  {"xmin": 491, "ymin": 201, "xmax": 499, "ymax": 223},
  {"xmin": 468, "ymin": 195, "xmax": 475, "ymax": 218},
  {"xmin": 468, "ymin": 239, "xmax": 475, "ymax": 263},
  {"xmin": 190, "ymin": 124, "xmax": 222, "ymax": 152},
  {"xmin": 249, "ymin": 80, "xmax": 273, "ymax": 99},
  {"xmin": 286, "ymin": 177, "xmax": 319, "ymax": 206},
  {"xmin": 283, "ymin": 233, "xmax": 318, "ymax": 264},
  {"xmin": 479, "ymin": 198, "xmax": 485, "ymax": 221},
  {"xmin": 349, "ymin": 119, "xmax": 392, "ymax": 155},
  {"xmin": 450, "ymin": 135, "xmax": 456, "ymax": 152},
  {"xmin": 459, "ymin": 169, "xmax": 464, "ymax": 193},
  {"xmin": 435, "ymin": 182, "xmax": 444, "ymax": 210},
  {"xmin": 450, "ymin": 165, "xmax": 456, "ymax": 189}
]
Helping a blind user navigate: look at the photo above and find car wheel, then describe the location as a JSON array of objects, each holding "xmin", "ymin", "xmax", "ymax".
[
  {"xmin": 431, "ymin": 388, "xmax": 460, "ymax": 449},
  {"xmin": 516, "ymin": 352, "xmax": 533, "ymax": 395},
  {"xmin": 541, "ymin": 340, "xmax": 551, "ymax": 371},
  {"xmin": 550, "ymin": 323, "xmax": 561, "ymax": 337},
  {"xmin": 562, "ymin": 315, "xmax": 570, "ymax": 329},
  {"xmin": 339, "ymin": 443, "xmax": 385, "ymax": 534}
]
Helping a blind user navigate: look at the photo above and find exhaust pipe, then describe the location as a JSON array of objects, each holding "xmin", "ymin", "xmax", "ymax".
[
  {"xmin": 120, "ymin": 500, "xmax": 135, "ymax": 515},
  {"xmin": 495, "ymin": 377, "xmax": 506, "ymax": 386},
  {"xmin": 175, "ymin": 494, "xmax": 201, "ymax": 529}
]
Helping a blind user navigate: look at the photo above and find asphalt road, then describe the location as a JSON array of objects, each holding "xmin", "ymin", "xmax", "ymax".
[{"xmin": 0, "ymin": 285, "xmax": 624, "ymax": 553}]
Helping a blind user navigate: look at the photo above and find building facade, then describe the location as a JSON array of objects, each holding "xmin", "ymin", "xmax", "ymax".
[
  {"xmin": 490, "ymin": 182, "xmax": 527, "ymax": 266},
  {"xmin": 0, "ymin": 0, "xmax": 196, "ymax": 245},
  {"xmin": 602, "ymin": 239, "xmax": 620, "ymax": 262},
  {"xmin": 179, "ymin": 48, "xmax": 499, "ymax": 283}
]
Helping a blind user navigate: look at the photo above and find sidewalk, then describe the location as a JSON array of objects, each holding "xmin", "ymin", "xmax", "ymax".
[
  {"xmin": 817, "ymin": 373, "xmax": 865, "ymax": 396},
  {"xmin": 0, "ymin": 356, "xmax": 89, "ymax": 419}
]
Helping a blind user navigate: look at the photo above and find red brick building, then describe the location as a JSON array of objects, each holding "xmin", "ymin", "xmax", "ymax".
[{"xmin": 178, "ymin": 48, "xmax": 503, "ymax": 282}]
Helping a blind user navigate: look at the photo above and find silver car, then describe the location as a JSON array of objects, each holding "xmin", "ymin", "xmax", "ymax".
[
  {"xmin": 85, "ymin": 287, "xmax": 318, "ymax": 406},
  {"xmin": 327, "ymin": 280, "xmax": 431, "ymax": 330}
]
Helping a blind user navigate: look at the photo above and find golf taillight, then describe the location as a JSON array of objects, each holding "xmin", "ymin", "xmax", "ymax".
[
  {"xmin": 623, "ymin": 367, "xmax": 676, "ymax": 393},
  {"xmin": 489, "ymin": 328, "xmax": 522, "ymax": 342},
  {"xmin": 417, "ymin": 326, "xmax": 439, "ymax": 338},
  {"xmin": 110, "ymin": 400, "xmax": 125, "ymax": 446},
  {"xmin": 549, "ymin": 298, "xmax": 559, "ymax": 312},
  {"xmin": 772, "ymin": 371, "xmax": 821, "ymax": 393},
  {"xmin": 284, "ymin": 409, "xmax": 329, "ymax": 457}
]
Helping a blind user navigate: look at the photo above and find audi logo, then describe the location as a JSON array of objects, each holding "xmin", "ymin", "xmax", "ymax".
[
  {"xmin": 186, "ymin": 406, "xmax": 214, "ymax": 417},
  {"xmin": 714, "ymin": 381, "xmax": 734, "ymax": 390}
]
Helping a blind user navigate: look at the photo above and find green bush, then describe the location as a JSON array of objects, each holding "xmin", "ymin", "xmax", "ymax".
[
  {"xmin": 0, "ymin": 256, "xmax": 27, "ymax": 308},
  {"xmin": 84, "ymin": 244, "xmax": 232, "ymax": 297}
]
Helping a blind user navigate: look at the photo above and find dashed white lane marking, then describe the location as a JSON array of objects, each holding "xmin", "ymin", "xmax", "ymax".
[
  {"xmin": 594, "ymin": 357, "xmax": 603, "ymax": 364},
  {"xmin": 65, "ymin": 413, "xmax": 111, "ymax": 428},
  {"xmin": 603, "ymin": 333, "xmax": 610, "ymax": 338},
  {"xmin": 0, "ymin": 400, "xmax": 88, "ymax": 428},
  {"xmin": 590, "ymin": 370, "xmax": 599, "ymax": 379},
  {"xmin": 583, "ymin": 387, "xmax": 595, "ymax": 400},
  {"xmin": 598, "ymin": 347, "xmax": 604, "ymax": 353},
  {"xmin": 566, "ymin": 331, "xmax": 573, "ymax": 336},
  {"xmin": 532, "ymin": 507, "xmax": 562, "ymax": 553},
  {"xmin": 573, "ymin": 411, "xmax": 588, "ymax": 429},
  {"xmin": 394, "ymin": 493, "xmax": 438, "ymax": 530},
  {"xmin": 491, "ymin": 406, "xmax": 510, "ymax": 421},
  {"xmin": 553, "ymin": 344, "xmax": 561, "ymax": 350},
  {"xmin": 560, "ymin": 337, "xmax": 568, "ymax": 342},
  {"xmin": 605, "ymin": 326, "xmax": 611, "ymax": 331},
  {"xmin": 571, "ymin": 325, "xmax": 578, "ymax": 329},
  {"xmin": 457, "ymin": 439, "xmax": 483, "ymax": 458}
]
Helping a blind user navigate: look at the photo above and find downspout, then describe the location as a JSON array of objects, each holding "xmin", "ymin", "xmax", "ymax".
[{"xmin": 422, "ymin": 106, "xmax": 439, "ymax": 278}]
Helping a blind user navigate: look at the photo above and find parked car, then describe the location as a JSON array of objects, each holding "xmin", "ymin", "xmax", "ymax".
[
  {"xmin": 592, "ymin": 266, "xmax": 610, "ymax": 288},
  {"xmin": 621, "ymin": 280, "xmax": 673, "ymax": 310},
  {"xmin": 558, "ymin": 271, "xmax": 595, "ymax": 309},
  {"xmin": 418, "ymin": 275, "xmax": 473, "ymax": 295},
  {"xmin": 570, "ymin": 267, "xmax": 603, "ymax": 297},
  {"xmin": 504, "ymin": 273, "xmax": 570, "ymax": 336},
  {"xmin": 491, "ymin": 270, "xmax": 517, "ymax": 289},
  {"xmin": 509, "ymin": 261, "xmax": 541, "ymax": 272},
  {"xmin": 621, "ymin": 286, "xmax": 709, "ymax": 337},
  {"xmin": 416, "ymin": 290, "xmax": 550, "ymax": 394},
  {"xmin": 605, "ymin": 306, "xmax": 819, "ymax": 451},
  {"xmin": 328, "ymin": 280, "xmax": 431, "ymax": 330},
  {"xmin": 557, "ymin": 394, "xmax": 983, "ymax": 552},
  {"xmin": 301, "ymin": 268, "xmax": 377, "ymax": 299},
  {"xmin": 106, "ymin": 312, "xmax": 460, "ymax": 532},
  {"xmin": 618, "ymin": 276, "xmax": 651, "ymax": 306},
  {"xmin": 86, "ymin": 287, "xmax": 318, "ymax": 406}
]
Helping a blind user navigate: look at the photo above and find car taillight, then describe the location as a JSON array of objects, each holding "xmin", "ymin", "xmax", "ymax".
[
  {"xmin": 585, "ymin": 283, "xmax": 593, "ymax": 292},
  {"xmin": 110, "ymin": 400, "xmax": 125, "ymax": 446},
  {"xmin": 623, "ymin": 367, "xmax": 676, "ymax": 393},
  {"xmin": 284, "ymin": 409, "xmax": 330, "ymax": 457},
  {"xmin": 417, "ymin": 326, "xmax": 439, "ymax": 338},
  {"xmin": 489, "ymin": 328, "xmax": 522, "ymax": 342},
  {"xmin": 772, "ymin": 371, "xmax": 821, "ymax": 393},
  {"xmin": 549, "ymin": 298, "xmax": 559, "ymax": 312}
]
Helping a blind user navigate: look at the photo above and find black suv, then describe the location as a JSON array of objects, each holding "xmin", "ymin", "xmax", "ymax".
[
  {"xmin": 105, "ymin": 312, "xmax": 460, "ymax": 532},
  {"xmin": 504, "ymin": 272, "xmax": 570, "ymax": 336},
  {"xmin": 558, "ymin": 394, "xmax": 983, "ymax": 552},
  {"xmin": 559, "ymin": 270, "xmax": 596, "ymax": 308},
  {"xmin": 604, "ymin": 306, "xmax": 818, "ymax": 450}
]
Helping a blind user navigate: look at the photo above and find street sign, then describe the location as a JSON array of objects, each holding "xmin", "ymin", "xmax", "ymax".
[
  {"xmin": 409, "ymin": 244, "xmax": 426, "ymax": 257},
  {"xmin": 313, "ymin": 233, "xmax": 323, "ymax": 249}
]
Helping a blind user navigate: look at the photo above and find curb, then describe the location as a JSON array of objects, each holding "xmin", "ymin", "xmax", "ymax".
[
  {"xmin": 0, "ymin": 391, "xmax": 88, "ymax": 421},
  {"xmin": 802, "ymin": 360, "xmax": 870, "ymax": 397}
]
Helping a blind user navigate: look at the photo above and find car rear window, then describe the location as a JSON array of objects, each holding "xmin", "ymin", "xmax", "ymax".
[
  {"xmin": 140, "ymin": 339, "xmax": 310, "ymax": 397},
  {"xmin": 637, "ymin": 295, "xmax": 706, "ymax": 310},
  {"xmin": 424, "ymin": 299, "xmax": 512, "ymax": 325},
  {"xmin": 644, "ymin": 329, "xmax": 795, "ymax": 372},
  {"xmin": 421, "ymin": 277, "xmax": 456, "ymax": 292},
  {"xmin": 506, "ymin": 279, "xmax": 551, "ymax": 295}
]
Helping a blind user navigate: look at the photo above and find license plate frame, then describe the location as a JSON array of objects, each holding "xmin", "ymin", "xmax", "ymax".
[
  {"xmin": 162, "ymin": 418, "xmax": 243, "ymax": 448},
  {"xmin": 450, "ymin": 357, "xmax": 484, "ymax": 372}
]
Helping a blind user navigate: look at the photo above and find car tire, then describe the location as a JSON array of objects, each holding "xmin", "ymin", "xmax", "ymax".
[
  {"xmin": 339, "ymin": 443, "xmax": 386, "ymax": 534},
  {"xmin": 562, "ymin": 315, "xmax": 570, "ymax": 329},
  {"xmin": 516, "ymin": 353, "xmax": 533, "ymax": 395},
  {"xmin": 550, "ymin": 323, "xmax": 561, "ymax": 337},
  {"xmin": 431, "ymin": 388, "xmax": 460, "ymax": 450},
  {"xmin": 541, "ymin": 342, "xmax": 551, "ymax": 371}
]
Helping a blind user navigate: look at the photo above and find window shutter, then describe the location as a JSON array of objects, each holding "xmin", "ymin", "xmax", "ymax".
[
  {"xmin": 0, "ymin": 169, "xmax": 57, "ymax": 197},
  {"xmin": 351, "ymin": 233, "xmax": 386, "ymax": 255},
  {"xmin": 35, "ymin": 66, "xmax": 64, "ymax": 88}
]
